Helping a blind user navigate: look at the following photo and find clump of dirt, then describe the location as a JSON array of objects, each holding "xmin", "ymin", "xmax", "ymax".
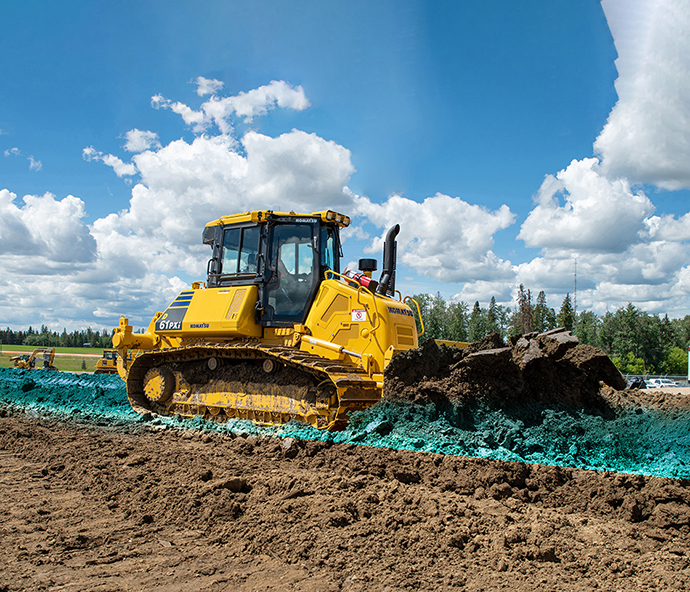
[{"xmin": 384, "ymin": 329, "xmax": 627, "ymax": 409}]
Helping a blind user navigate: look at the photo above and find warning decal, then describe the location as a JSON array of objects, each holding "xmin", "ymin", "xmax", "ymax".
[{"xmin": 351, "ymin": 308, "xmax": 367, "ymax": 322}]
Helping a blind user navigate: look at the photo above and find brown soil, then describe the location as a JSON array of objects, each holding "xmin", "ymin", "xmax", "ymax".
[
  {"xmin": 2, "ymin": 411, "xmax": 690, "ymax": 591},
  {"xmin": 384, "ymin": 330, "xmax": 628, "ymax": 410}
]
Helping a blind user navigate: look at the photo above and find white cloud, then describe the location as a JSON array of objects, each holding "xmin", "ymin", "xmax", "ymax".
[
  {"xmin": 354, "ymin": 192, "xmax": 515, "ymax": 283},
  {"xmin": 4, "ymin": 147, "xmax": 20, "ymax": 157},
  {"xmin": 0, "ymin": 189, "xmax": 96, "ymax": 265},
  {"xmin": 83, "ymin": 146, "xmax": 137, "ymax": 177},
  {"xmin": 123, "ymin": 129, "xmax": 161, "ymax": 153},
  {"xmin": 152, "ymin": 80, "xmax": 310, "ymax": 134},
  {"xmin": 518, "ymin": 158, "xmax": 654, "ymax": 253},
  {"xmin": 194, "ymin": 76, "xmax": 224, "ymax": 96},
  {"xmin": 596, "ymin": 0, "xmax": 690, "ymax": 189},
  {"xmin": 28, "ymin": 155, "xmax": 42, "ymax": 171}
]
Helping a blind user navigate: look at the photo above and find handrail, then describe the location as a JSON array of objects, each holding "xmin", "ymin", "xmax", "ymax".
[{"xmin": 404, "ymin": 296, "xmax": 425, "ymax": 338}]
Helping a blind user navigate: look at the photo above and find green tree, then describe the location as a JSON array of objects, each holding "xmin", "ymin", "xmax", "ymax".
[
  {"xmin": 558, "ymin": 293, "xmax": 575, "ymax": 331},
  {"xmin": 411, "ymin": 292, "xmax": 448, "ymax": 341},
  {"xmin": 512, "ymin": 284, "xmax": 532, "ymax": 336},
  {"xmin": 666, "ymin": 346, "xmax": 688, "ymax": 375},
  {"xmin": 612, "ymin": 352, "xmax": 647, "ymax": 374},
  {"xmin": 575, "ymin": 310, "xmax": 599, "ymax": 345},
  {"xmin": 533, "ymin": 291, "xmax": 556, "ymax": 333},
  {"xmin": 486, "ymin": 297, "xmax": 499, "ymax": 335},
  {"xmin": 468, "ymin": 301, "xmax": 487, "ymax": 341},
  {"xmin": 446, "ymin": 301, "xmax": 469, "ymax": 341}
]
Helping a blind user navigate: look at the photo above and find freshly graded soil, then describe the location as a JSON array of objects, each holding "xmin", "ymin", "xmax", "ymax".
[{"xmin": 1, "ymin": 411, "xmax": 690, "ymax": 592}]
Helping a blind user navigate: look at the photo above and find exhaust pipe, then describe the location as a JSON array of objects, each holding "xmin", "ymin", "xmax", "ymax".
[{"xmin": 377, "ymin": 224, "xmax": 399, "ymax": 296}]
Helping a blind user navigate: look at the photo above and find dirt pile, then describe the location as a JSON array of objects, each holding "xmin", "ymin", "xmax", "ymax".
[
  {"xmin": 384, "ymin": 329, "xmax": 626, "ymax": 409},
  {"xmin": 2, "ymin": 413, "xmax": 690, "ymax": 591}
]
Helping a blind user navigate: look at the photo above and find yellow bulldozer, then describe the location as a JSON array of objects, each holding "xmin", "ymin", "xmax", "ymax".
[
  {"xmin": 94, "ymin": 349, "xmax": 136, "ymax": 374},
  {"xmin": 11, "ymin": 348, "xmax": 58, "ymax": 371},
  {"xmin": 112, "ymin": 210, "xmax": 425, "ymax": 430}
]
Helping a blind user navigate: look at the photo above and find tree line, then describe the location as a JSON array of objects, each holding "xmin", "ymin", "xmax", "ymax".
[
  {"xmin": 0, "ymin": 325, "xmax": 113, "ymax": 349},
  {"xmin": 411, "ymin": 286, "xmax": 690, "ymax": 376}
]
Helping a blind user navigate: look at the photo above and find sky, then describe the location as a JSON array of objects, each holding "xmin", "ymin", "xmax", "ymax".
[{"xmin": 2, "ymin": 0, "xmax": 690, "ymax": 332}]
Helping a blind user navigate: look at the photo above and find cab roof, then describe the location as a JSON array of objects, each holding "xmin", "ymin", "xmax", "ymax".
[{"xmin": 205, "ymin": 210, "xmax": 351, "ymax": 229}]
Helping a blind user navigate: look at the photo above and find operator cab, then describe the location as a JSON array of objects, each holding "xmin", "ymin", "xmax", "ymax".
[{"xmin": 203, "ymin": 210, "xmax": 347, "ymax": 327}]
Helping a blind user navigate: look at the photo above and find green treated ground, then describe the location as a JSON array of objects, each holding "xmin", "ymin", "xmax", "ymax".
[{"xmin": 1, "ymin": 366, "xmax": 689, "ymax": 479}]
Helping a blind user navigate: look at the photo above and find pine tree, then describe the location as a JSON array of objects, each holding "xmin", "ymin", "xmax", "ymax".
[
  {"xmin": 533, "ymin": 291, "xmax": 550, "ymax": 332},
  {"xmin": 558, "ymin": 293, "xmax": 575, "ymax": 331},
  {"xmin": 487, "ymin": 297, "xmax": 499, "ymax": 334},
  {"xmin": 515, "ymin": 284, "xmax": 532, "ymax": 335},
  {"xmin": 468, "ymin": 301, "xmax": 486, "ymax": 341}
]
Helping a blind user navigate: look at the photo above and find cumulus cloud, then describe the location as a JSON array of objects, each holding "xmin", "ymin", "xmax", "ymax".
[
  {"xmin": 0, "ymin": 80, "xmax": 345, "ymax": 329},
  {"xmin": 4, "ymin": 147, "xmax": 20, "ymax": 157},
  {"xmin": 514, "ymin": 153, "xmax": 690, "ymax": 314},
  {"xmin": 596, "ymin": 0, "xmax": 690, "ymax": 189},
  {"xmin": 518, "ymin": 158, "xmax": 654, "ymax": 253},
  {"xmin": 0, "ymin": 189, "xmax": 96, "ymax": 265},
  {"xmin": 354, "ymin": 192, "xmax": 515, "ymax": 283}
]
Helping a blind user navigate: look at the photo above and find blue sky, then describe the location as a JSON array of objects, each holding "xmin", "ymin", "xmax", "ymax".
[{"xmin": 2, "ymin": 0, "xmax": 690, "ymax": 330}]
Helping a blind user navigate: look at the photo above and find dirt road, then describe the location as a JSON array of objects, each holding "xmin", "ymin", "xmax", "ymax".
[{"xmin": 1, "ymin": 411, "xmax": 689, "ymax": 591}]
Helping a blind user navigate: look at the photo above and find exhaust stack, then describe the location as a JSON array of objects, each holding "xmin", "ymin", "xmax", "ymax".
[{"xmin": 377, "ymin": 224, "xmax": 399, "ymax": 296}]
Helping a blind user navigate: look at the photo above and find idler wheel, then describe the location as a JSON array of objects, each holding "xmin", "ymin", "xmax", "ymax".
[
  {"xmin": 262, "ymin": 358, "xmax": 279, "ymax": 374},
  {"xmin": 143, "ymin": 366, "xmax": 175, "ymax": 404}
]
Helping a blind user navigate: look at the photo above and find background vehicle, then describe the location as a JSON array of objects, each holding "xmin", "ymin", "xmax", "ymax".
[
  {"xmin": 112, "ymin": 210, "xmax": 424, "ymax": 430},
  {"xmin": 10, "ymin": 348, "xmax": 58, "ymax": 371},
  {"xmin": 646, "ymin": 378, "xmax": 680, "ymax": 389},
  {"xmin": 94, "ymin": 349, "xmax": 136, "ymax": 374}
]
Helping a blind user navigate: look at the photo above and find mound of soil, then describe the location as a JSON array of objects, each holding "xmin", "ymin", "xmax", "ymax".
[
  {"xmin": 2, "ymin": 412, "xmax": 690, "ymax": 591},
  {"xmin": 384, "ymin": 329, "xmax": 627, "ymax": 410}
]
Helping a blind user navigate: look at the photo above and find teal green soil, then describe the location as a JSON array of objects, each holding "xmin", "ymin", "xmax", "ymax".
[{"xmin": 2, "ymin": 367, "xmax": 689, "ymax": 479}]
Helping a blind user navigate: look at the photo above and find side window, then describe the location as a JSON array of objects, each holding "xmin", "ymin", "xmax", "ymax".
[
  {"xmin": 222, "ymin": 226, "xmax": 260, "ymax": 276},
  {"xmin": 222, "ymin": 228, "xmax": 241, "ymax": 274},
  {"xmin": 320, "ymin": 225, "xmax": 337, "ymax": 273},
  {"xmin": 239, "ymin": 226, "xmax": 260, "ymax": 273}
]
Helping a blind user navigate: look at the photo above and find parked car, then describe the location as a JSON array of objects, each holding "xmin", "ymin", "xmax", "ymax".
[{"xmin": 646, "ymin": 378, "xmax": 680, "ymax": 389}]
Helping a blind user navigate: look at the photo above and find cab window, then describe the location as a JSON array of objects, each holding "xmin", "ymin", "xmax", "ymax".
[
  {"xmin": 266, "ymin": 224, "xmax": 316, "ymax": 320},
  {"xmin": 222, "ymin": 226, "xmax": 259, "ymax": 276}
]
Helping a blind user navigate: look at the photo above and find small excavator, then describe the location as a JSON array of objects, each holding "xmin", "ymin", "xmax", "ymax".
[
  {"xmin": 11, "ymin": 348, "xmax": 58, "ymax": 371},
  {"xmin": 112, "ymin": 210, "xmax": 424, "ymax": 430}
]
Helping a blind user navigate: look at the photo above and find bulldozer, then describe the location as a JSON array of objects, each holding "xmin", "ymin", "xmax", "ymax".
[
  {"xmin": 94, "ymin": 349, "xmax": 136, "ymax": 374},
  {"xmin": 11, "ymin": 348, "xmax": 58, "ymax": 371},
  {"xmin": 112, "ymin": 209, "xmax": 424, "ymax": 430}
]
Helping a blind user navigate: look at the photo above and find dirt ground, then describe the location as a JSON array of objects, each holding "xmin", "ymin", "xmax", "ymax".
[{"xmin": 2, "ymin": 410, "xmax": 690, "ymax": 592}]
